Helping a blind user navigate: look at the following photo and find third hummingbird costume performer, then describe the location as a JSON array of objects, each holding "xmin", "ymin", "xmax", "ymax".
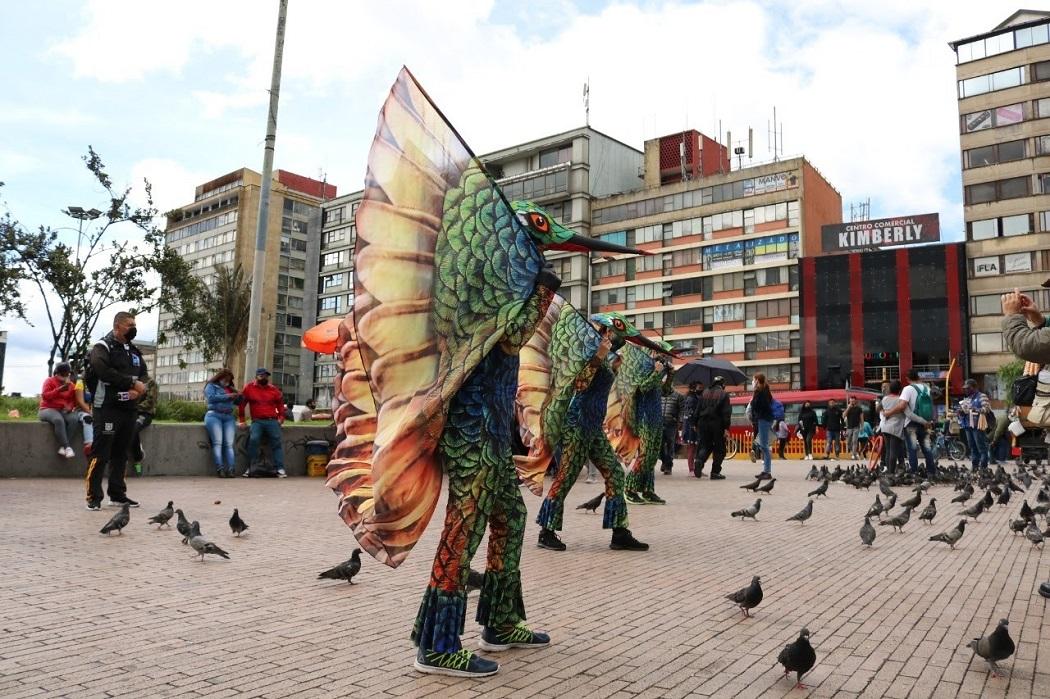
[
  {"xmin": 324, "ymin": 68, "xmax": 651, "ymax": 679},
  {"xmin": 516, "ymin": 305, "xmax": 672, "ymax": 552},
  {"xmin": 618, "ymin": 342, "xmax": 675, "ymax": 505}
]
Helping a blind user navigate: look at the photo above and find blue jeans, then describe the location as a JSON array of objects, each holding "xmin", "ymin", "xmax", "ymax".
[
  {"xmin": 825, "ymin": 431, "xmax": 841, "ymax": 457},
  {"xmin": 904, "ymin": 423, "xmax": 937, "ymax": 476},
  {"xmin": 204, "ymin": 411, "xmax": 236, "ymax": 470},
  {"xmin": 755, "ymin": 419, "xmax": 773, "ymax": 472},
  {"xmin": 248, "ymin": 418, "xmax": 284, "ymax": 469},
  {"xmin": 962, "ymin": 426, "xmax": 989, "ymax": 469}
]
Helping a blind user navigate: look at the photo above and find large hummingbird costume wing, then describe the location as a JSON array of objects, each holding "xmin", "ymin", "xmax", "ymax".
[
  {"xmin": 352, "ymin": 67, "xmax": 542, "ymax": 567},
  {"xmin": 514, "ymin": 295, "xmax": 601, "ymax": 493},
  {"xmin": 604, "ymin": 343, "xmax": 653, "ymax": 461}
]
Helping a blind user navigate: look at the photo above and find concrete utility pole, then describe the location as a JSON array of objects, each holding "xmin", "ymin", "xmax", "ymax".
[{"xmin": 243, "ymin": 0, "xmax": 289, "ymax": 385}]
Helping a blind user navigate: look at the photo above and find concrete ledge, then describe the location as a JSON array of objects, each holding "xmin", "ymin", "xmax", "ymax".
[{"xmin": 0, "ymin": 421, "xmax": 337, "ymax": 478}]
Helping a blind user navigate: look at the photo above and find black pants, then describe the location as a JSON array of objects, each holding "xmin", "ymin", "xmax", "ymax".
[
  {"xmin": 694, "ymin": 421, "xmax": 726, "ymax": 475},
  {"xmin": 130, "ymin": 413, "xmax": 153, "ymax": 463},
  {"xmin": 777, "ymin": 437, "xmax": 787, "ymax": 459},
  {"xmin": 86, "ymin": 409, "xmax": 135, "ymax": 503},
  {"xmin": 882, "ymin": 433, "xmax": 906, "ymax": 473},
  {"xmin": 659, "ymin": 421, "xmax": 678, "ymax": 471}
]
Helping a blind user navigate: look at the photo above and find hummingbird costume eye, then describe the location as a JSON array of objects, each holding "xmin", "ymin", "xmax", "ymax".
[
  {"xmin": 612, "ymin": 318, "xmax": 626, "ymax": 331},
  {"xmin": 529, "ymin": 212, "xmax": 549, "ymax": 233}
]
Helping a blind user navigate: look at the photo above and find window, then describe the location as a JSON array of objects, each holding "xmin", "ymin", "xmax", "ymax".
[
  {"xmin": 665, "ymin": 307, "xmax": 703, "ymax": 327},
  {"xmin": 315, "ymin": 363, "xmax": 338, "ymax": 381},
  {"xmin": 959, "ymin": 67, "xmax": 1023, "ymax": 98},
  {"xmin": 324, "ymin": 207, "xmax": 344, "ymax": 225},
  {"xmin": 637, "ymin": 252, "xmax": 666, "ymax": 272},
  {"xmin": 322, "ymin": 251, "xmax": 343, "ymax": 268},
  {"xmin": 1034, "ymin": 60, "xmax": 1050, "ymax": 83},
  {"xmin": 671, "ymin": 248, "xmax": 700, "ymax": 268},
  {"xmin": 973, "ymin": 256, "xmax": 1000, "ymax": 277},
  {"xmin": 712, "ymin": 335, "xmax": 744, "ymax": 353},
  {"xmin": 1002, "ymin": 214, "xmax": 1031, "ymax": 237},
  {"xmin": 1037, "ymin": 98, "xmax": 1050, "ymax": 119},
  {"xmin": 704, "ymin": 303, "xmax": 744, "ymax": 323},
  {"xmin": 322, "ymin": 230, "xmax": 344, "ymax": 248},
  {"xmin": 964, "ymin": 139, "xmax": 1025, "ymax": 168},
  {"xmin": 319, "ymin": 296, "xmax": 339, "ymax": 313},
  {"xmin": 1016, "ymin": 23, "xmax": 1050, "ymax": 49},
  {"xmin": 1004, "ymin": 252, "xmax": 1032, "ymax": 273},
  {"xmin": 972, "ymin": 332, "xmax": 1004, "ymax": 353},
  {"xmin": 538, "ymin": 144, "xmax": 571, "ymax": 168},
  {"xmin": 635, "ymin": 225, "xmax": 663, "ymax": 244},
  {"xmin": 971, "ymin": 294, "xmax": 1003, "ymax": 316},
  {"xmin": 632, "ymin": 312, "xmax": 661, "ymax": 330},
  {"xmin": 965, "ymin": 176, "xmax": 1029, "ymax": 204},
  {"xmin": 961, "ymin": 103, "xmax": 1024, "ymax": 133},
  {"xmin": 713, "ymin": 272, "xmax": 744, "ymax": 292},
  {"xmin": 323, "ymin": 273, "xmax": 344, "ymax": 290},
  {"xmin": 598, "ymin": 231, "xmax": 627, "ymax": 247},
  {"xmin": 1042, "ymin": 211, "xmax": 1050, "ymax": 232},
  {"xmin": 667, "ymin": 278, "xmax": 702, "ymax": 297},
  {"xmin": 970, "ymin": 214, "xmax": 1032, "ymax": 240},
  {"xmin": 1041, "ymin": 173, "xmax": 1050, "ymax": 194}
]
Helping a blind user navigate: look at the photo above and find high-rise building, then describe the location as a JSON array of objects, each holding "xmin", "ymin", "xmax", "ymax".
[
  {"xmin": 312, "ymin": 190, "xmax": 362, "ymax": 407},
  {"xmin": 589, "ymin": 132, "xmax": 842, "ymax": 389},
  {"xmin": 156, "ymin": 168, "xmax": 336, "ymax": 403},
  {"xmin": 950, "ymin": 9, "xmax": 1050, "ymax": 392}
]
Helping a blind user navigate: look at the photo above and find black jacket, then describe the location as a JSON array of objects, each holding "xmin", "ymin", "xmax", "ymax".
[
  {"xmin": 798, "ymin": 406, "xmax": 818, "ymax": 434},
  {"xmin": 682, "ymin": 391, "xmax": 701, "ymax": 423},
  {"xmin": 824, "ymin": 406, "xmax": 844, "ymax": 432},
  {"xmin": 695, "ymin": 387, "xmax": 731, "ymax": 430},
  {"xmin": 88, "ymin": 331, "xmax": 147, "ymax": 412},
  {"xmin": 844, "ymin": 404, "xmax": 863, "ymax": 429},
  {"xmin": 661, "ymin": 392, "xmax": 683, "ymax": 423},
  {"xmin": 751, "ymin": 387, "xmax": 774, "ymax": 421}
]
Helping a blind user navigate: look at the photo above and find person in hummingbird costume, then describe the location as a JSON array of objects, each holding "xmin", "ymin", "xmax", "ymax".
[
  {"xmin": 515, "ymin": 303, "xmax": 672, "ymax": 552},
  {"xmin": 622, "ymin": 340, "xmax": 676, "ymax": 505},
  {"xmin": 328, "ymin": 68, "xmax": 651, "ymax": 678}
]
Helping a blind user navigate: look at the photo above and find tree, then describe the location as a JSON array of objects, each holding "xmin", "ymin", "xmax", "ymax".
[
  {"xmin": 0, "ymin": 148, "xmax": 203, "ymax": 374},
  {"xmin": 998, "ymin": 358, "xmax": 1026, "ymax": 407},
  {"xmin": 202, "ymin": 263, "xmax": 252, "ymax": 370}
]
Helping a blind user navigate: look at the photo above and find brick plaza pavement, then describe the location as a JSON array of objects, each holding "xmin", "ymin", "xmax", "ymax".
[{"xmin": 1, "ymin": 459, "xmax": 1048, "ymax": 698}]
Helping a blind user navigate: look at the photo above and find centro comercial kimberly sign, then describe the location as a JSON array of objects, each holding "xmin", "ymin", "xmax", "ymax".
[{"xmin": 820, "ymin": 213, "xmax": 940, "ymax": 254}]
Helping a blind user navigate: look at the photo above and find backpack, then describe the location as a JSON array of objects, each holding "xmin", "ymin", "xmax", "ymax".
[
  {"xmin": 771, "ymin": 398, "xmax": 785, "ymax": 422},
  {"xmin": 914, "ymin": 384, "xmax": 933, "ymax": 421},
  {"xmin": 83, "ymin": 336, "xmax": 119, "ymax": 396}
]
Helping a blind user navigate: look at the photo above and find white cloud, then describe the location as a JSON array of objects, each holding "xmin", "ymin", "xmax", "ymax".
[{"xmin": 129, "ymin": 158, "xmax": 211, "ymax": 216}]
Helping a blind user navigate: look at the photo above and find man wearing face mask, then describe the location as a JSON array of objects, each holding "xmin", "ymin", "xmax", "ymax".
[
  {"xmin": 238, "ymin": 368, "xmax": 287, "ymax": 477},
  {"xmin": 84, "ymin": 311, "xmax": 147, "ymax": 511}
]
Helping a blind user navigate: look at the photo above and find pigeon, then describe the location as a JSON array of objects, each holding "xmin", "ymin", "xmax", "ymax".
[
  {"xmin": 777, "ymin": 627, "xmax": 817, "ymax": 689},
  {"xmin": 981, "ymin": 490, "xmax": 995, "ymax": 510},
  {"xmin": 929, "ymin": 519, "xmax": 967, "ymax": 549},
  {"xmin": 317, "ymin": 549, "xmax": 362, "ymax": 583},
  {"xmin": 576, "ymin": 493, "xmax": 603, "ymax": 513},
  {"xmin": 951, "ymin": 487, "xmax": 973, "ymax": 504},
  {"xmin": 187, "ymin": 521, "xmax": 230, "ymax": 561},
  {"xmin": 899, "ymin": 489, "xmax": 922, "ymax": 510},
  {"xmin": 229, "ymin": 508, "xmax": 249, "ymax": 536},
  {"xmin": 886, "ymin": 492, "xmax": 898, "ymax": 511},
  {"xmin": 725, "ymin": 575, "xmax": 763, "ymax": 617},
  {"xmin": 878, "ymin": 506, "xmax": 913, "ymax": 533},
  {"xmin": 1020, "ymin": 501, "xmax": 1035, "ymax": 523},
  {"xmin": 148, "ymin": 501, "xmax": 174, "ymax": 528},
  {"xmin": 1025, "ymin": 522, "xmax": 1044, "ymax": 547},
  {"xmin": 966, "ymin": 619, "xmax": 1015, "ymax": 677},
  {"xmin": 866, "ymin": 495, "xmax": 885, "ymax": 519},
  {"xmin": 807, "ymin": 479, "xmax": 829, "ymax": 498},
  {"xmin": 1033, "ymin": 503, "xmax": 1050, "ymax": 519},
  {"xmin": 1038, "ymin": 487, "xmax": 1050, "ymax": 504},
  {"xmin": 756, "ymin": 478, "xmax": 777, "ymax": 494},
  {"xmin": 786, "ymin": 500, "xmax": 814, "ymax": 524},
  {"xmin": 805, "ymin": 465, "xmax": 819, "ymax": 480},
  {"xmin": 879, "ymin": 480, "xmax": 897, "ymax": 500},
  {"xmin": 1009, "ymin": 518, "xmax": 1028, "ymax": 535},
  {"xmin": 176, "ymin": 509, "xmax": 192, "ymax": 544},
  {"xmin": 731, "ymin": 499, "xmax": 762, "ymax": 521},
  {"xmin": 860, "ymin": 516, "xmax": 876, "ymax": 547},
  {"xmin": 961, "ymin": 500, "xmax": 985, "ymax": 520},
  {"xmin": 997, "ymin": 488, "xmax": 1011, "ymax": 507},
  {"xmin": 918, "ymin": 498, "xmax": 937, "ymax": 524},
  {"xmin": 741, "ymin": 478, "xmax": 762, "ymax": 492},
  {"xmin": 100, "ymin": 503, "xmax": 131, "ymax": 536}
]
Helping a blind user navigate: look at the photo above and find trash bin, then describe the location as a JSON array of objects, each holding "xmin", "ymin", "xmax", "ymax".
[{"xmin": 305, "ymin": 439, "xmax": 331, "ymax": 477}]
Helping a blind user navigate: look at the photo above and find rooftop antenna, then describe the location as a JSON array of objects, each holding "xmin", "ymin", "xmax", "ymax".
[
  {"xmin": 768, "ymin": 106, "xmax": 784, "ymax": 162},
  {"xmin": 583, "ymin": 78, "xmax": 590, "ymax": 127},
  {"xmin": 680, "ymin": 112, "xmax": 688, "ymax": 182},
  {"xmin": 850, "ymin": 199, "xmax": 871, "ymax": 222}
]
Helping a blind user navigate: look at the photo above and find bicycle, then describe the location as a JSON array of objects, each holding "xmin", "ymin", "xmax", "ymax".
[
  {"xmin": 932, "ymin": 427, "xmax": 966, "ymax": 461},
  {"xmin": 725, "ymin": 432, "xmax": 741, "ymax": 460}
]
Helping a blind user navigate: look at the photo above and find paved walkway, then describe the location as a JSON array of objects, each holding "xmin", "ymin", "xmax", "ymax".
[{"xmin": 0, "ymin": 459, "xmax": 1047, "ymax": 698}]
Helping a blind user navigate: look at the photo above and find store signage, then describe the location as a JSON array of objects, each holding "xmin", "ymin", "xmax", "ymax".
[
  {"xmin": 974, "ymin": 257, "xmax": 1000, "ymax": 277},
  {"xmin": 820, "ymin": 213, "xmax": 940, "ymax": 254}
]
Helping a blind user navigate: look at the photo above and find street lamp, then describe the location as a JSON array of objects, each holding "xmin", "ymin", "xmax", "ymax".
[{"xmin": 65, "ymin": 205, "xmax": 103, "ymax": 264}]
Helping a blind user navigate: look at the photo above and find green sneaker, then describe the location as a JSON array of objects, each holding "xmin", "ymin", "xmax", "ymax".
[
  {"xmin": 625, "ymin": 491, "xmax": 646, "ymax": 505},
  {"xmin": 133, "ymin": 462, "xmax": 142, "ymax": 475},
  {"xmin": 479, "ymin": 621, "xmax": 551, "ymax": 651},
  {"xmin": 413, "ymin": 648, "xmax": 499, "ymax": 677},
  {"xmin": 641, "ymin": 491, "xmax": 666, "ymax": 505}
]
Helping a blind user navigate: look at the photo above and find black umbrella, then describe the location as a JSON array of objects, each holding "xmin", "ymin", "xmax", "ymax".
[{"xmin": 673, "ymin": 357, "xmax": 748, "ymax": 387}]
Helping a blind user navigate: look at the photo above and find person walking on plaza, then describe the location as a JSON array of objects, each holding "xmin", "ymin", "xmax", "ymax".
[
  {"xmin": 204, "ymin": 369, "xmax": 241, "ymax": 477},
  {"xmin": 85, "ymin": 311, "xmax": 147, "ymax": 510},
  {"xmin": 678, "ymin": 382, "xmax": 702, "ymax": 475},
  {"xmin": 797, "ymin": 400, "xmax": 818, "ymax": 460},
  {"xmin": 776, "ymin": 419, "xmax": 789, "ymax": 459},
  {"xmin": 822, "ymin": 399, "xmax": 844, "ymax": 461},
  {"xmin": 959, "ymin": 379, "xmax": 991, "ymax": 470},
  {"xmin": 659, "ymin": 378, "xmax": 683, "ymax": 475},
  {"xmin": 129, "ymin": 376, "xmax": 157, "ymax": 476},
  {"xmin": 893, "ymin": 368, "xmax": 938, "ymax": 477},
  {"xmin": 844, "ymin": 397, "xmax": 863, "ymax": 460},
  {"xmin": 750, "ymin": 373, "xmax": 774, "ymax": 479},
  {"xmin": 238, "ymin": 368, "xmax": 287, "ymax": 477},
  {"xmin": 38, "ymin": 362, "xmax": 81, "ymax": 459},
  {"xmin": 692, "ymin": 376, "xmax": 731, "ymax": 479}
]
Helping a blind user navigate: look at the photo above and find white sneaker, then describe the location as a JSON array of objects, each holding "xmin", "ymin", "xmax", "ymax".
[
  {"xmin": 277, "ymin": 468, "xmax": 288, "ymax": 478},
  {"xmin": 60, "ymin": 447, "xmax": 74, "ymax": 458},
  {"xmin": 805, "ymin": 454, "xmax": 812, "ymax": 460}
]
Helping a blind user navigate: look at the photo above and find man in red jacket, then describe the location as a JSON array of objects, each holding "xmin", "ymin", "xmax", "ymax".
[
  {"xmin": 38, "ymin": 362, "xmax": 80, "ymax": 458},
  {"xmin": 238, "ymin": 368, "xmax": 287, "ymax": 477}
]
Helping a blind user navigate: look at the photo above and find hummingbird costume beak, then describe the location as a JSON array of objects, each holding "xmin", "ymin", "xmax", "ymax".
[
  {"xmin": 628, "ymin": 333, "xmax": 672, "ymax": 354},
  {"xmin": 547, "ymin": 233, "xmax": 652, "ymax": 256}
]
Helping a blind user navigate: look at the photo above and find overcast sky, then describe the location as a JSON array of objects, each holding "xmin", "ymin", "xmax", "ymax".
[{"xmin": 0, "ymin": 0, "xmax": 1021, "ymax": 395}]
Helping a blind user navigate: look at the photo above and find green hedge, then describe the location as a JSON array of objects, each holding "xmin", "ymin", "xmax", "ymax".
[
  {"xmin": 153, "ymin": 400, "xmax": 208, "ymax": 423},
  {"xmin": 0, "ymin": 396, "xmax": 39, "ymax": 420}
]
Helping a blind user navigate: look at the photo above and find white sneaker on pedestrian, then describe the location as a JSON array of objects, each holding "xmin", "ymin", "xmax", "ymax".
[
  {"xmin": 277, "ymin": 468, "xmax": 288, "ymax": 478},
  {"xmin": 60, "ymin": 447, "xmax": 75, "ymax": 459}
]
